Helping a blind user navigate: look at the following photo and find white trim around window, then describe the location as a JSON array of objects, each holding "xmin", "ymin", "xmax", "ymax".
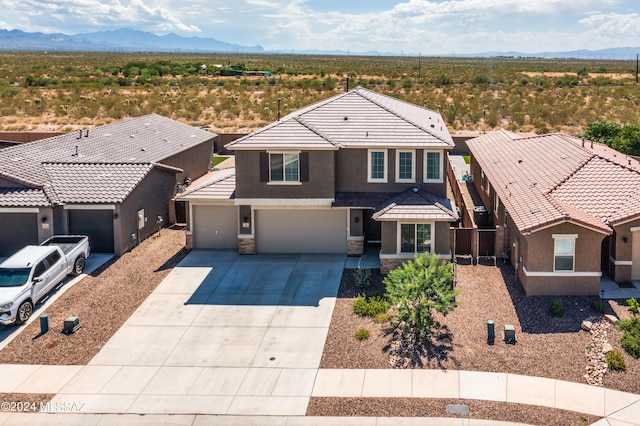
[
  {"xmin": 268, "ymin": 151, "xmax": 300, "ymax": 183},
  {"xmin": 397, "ymin": 222, "xmax": 434, "ymax": 254},
  {"xmin": 367, "ymin": 149, "xmax": 387, "ymax": 183},
  {"xmin": 552, "ymin": 234, "xmax": 577, "ymax": 272},
  {"xmin": 395, "ymin": 149, "xmax": 415, "ymax": 183},
  {"xmin": 424, "ymin": 150, "xmax": 443, "ymax": 183}
]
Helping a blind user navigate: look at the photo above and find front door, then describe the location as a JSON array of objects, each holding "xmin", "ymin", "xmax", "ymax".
[{"xmin": 364, "ymin": 209, "xmax": 381, "ymax": 244}]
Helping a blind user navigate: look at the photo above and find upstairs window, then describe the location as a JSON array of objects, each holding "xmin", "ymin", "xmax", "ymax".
[
  {"xmin": 368, "ymin": 149, "xmax": 387, "ymax": 183},
  {"xmin": 269, "ymin": 153, "xmax": 299, "ymax": 182},
  {"xmin": 553, "ymin": 235, "xmax": 576, "ymax": 272},
  {"xmin": 400, "ymin": 223, "xmax": 432, "ymax": 254},
  {"xmin": 396, "ymin": 150, "xmax": 415, "ymax": 182},
  {"xmin": 425, "ymin": 151, "xmax": 442, "ymax": 183}
]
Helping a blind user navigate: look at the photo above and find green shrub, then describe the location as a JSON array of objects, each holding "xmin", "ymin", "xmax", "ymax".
[
  {"xmin": 372, "ymin": 312, "xmax": 390, "ymax": 323},
  {"xmin": 606, "ymin": 349, "xmax": 626, "ymax": 370},
  {"xmin": 352, "ymin": 294, "xmax": 389, "ymax": 317},
  {"xmin": 550, "ymin": 298, "xmax": 564, "ymax": 317},
  {"xmin": 355, "ymin": 328, "xmax": 370, "ymax": 340},
  {"xmin": 590, "ymin": 299, "xmax": 604, "ymax": 313},
  {"xmin": 619, "ymin": 317, "xmax": 640, "ymax": 358},
  {"xmin": 627, "ymin": 297, "xmax": 639, "ymax": 314},
  {"xmin": 353, "ymin": 268, "xmax": 372, "ymax": 288}
]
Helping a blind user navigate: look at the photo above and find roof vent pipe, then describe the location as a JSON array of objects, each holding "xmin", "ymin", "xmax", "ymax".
[
  {"xmin": 346, "ymin": 77, "xmax": 349, "ymax": 92},
  {"xmin": 591, "ymin": 140, "xmax": 593, "ymax": 149},
  {"xmin": 581, "ymin": 138, "xmax": 584, "ymax": 147},
  {"xmin": 78, "ymin": 129, "xmax": 82, "ymax": 139},
  {"xmin": 277, "ymin": 98, "xmax": 281, "ymax": 121},
  {"xmin": 85, "ymin": 129, "xmax": 89, "ymax": 138},
  {"xmin": 74, "ymin": 145, "xmax": 78, "ymax": 156}
]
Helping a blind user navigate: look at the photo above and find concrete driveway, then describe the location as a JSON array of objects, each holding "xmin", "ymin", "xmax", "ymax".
[{"xmin": 51, "ymin": 251, "xmax": 345, "ymax": 415}]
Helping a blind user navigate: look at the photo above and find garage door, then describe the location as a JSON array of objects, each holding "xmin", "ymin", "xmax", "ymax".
[
  {"xmin": 0, "ymin": 213, "xmax": 38, "ymax": 257},
  {"xmin": 193, "ymin": 205, "xmax": 238, "ymax": 249},
  {"xmin": 69, "ymin": 209, "xmax": 114, "ymax": 253},
  {"xmin": 256, "ymin": 209, "xmax": 347, "ymax": 253}
]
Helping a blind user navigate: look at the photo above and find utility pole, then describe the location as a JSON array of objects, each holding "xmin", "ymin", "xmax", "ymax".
[
  {"xmin": 418, "ymin": 53, "xmax": 421, "ymax": 83},
  {"xmin": 636, "ymin": 53, "xmax": 638, "ymax": 83}
]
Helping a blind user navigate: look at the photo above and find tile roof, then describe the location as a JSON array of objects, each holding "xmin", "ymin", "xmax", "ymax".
[
  {"xmin": 333, "ymin": 191, "xmax": 399, "ymax": 208},
  {"xmin": 373, "ymin": 187, "xmax": 458, "ymax": 221},
  {"xmin": 42, "ymin": 162, "xmax": 173, "ymax": 204},
  {"xmin": 226, "ymin": 87, "xmax": 453, "ymax": 150},
  {"xmin": 466, "ymin": 130, "xmax": 640, "ymax": 234},
  {"xmin": 0, "ymin": 114, "xmax": 213, "ymax": 207},
  {"xmin": 177, "ymin": 168, "xmax": 236, "ymax": 201},
  {"xmin": 0, "ymin": 187, "xmax": 50, "ymax": 207}
]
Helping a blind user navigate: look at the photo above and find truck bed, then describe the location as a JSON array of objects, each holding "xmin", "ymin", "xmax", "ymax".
[{"xmin": 41, "ymin": 236, "xmax": 88, "ymax": 255}]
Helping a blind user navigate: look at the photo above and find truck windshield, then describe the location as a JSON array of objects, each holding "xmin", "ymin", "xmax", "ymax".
[{"xmin": 0, "ymin": 268, "xmax": 31, "ymax": 287}]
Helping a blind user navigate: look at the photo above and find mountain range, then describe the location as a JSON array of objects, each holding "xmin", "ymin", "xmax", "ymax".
[{"xmin": 0, "ymin": 28, "xmax": 637, "ymax": 59}]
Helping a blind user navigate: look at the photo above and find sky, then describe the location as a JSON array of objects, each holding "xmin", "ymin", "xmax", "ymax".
[{"xmin": 1, "ymin": 0, "xmax": 639, "ymax": 55}]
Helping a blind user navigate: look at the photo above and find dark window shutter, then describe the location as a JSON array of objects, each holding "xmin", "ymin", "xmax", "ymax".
[
  {"xmin": 259, "ymin": 152, "xmax": 269, "ymax": 182},
  {"xmin": 300, "ymin": 152, "xmax": 309, "ymax": 182}
]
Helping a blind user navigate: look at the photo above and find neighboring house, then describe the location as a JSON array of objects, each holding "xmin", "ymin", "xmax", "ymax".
[
  {"xmin": 180, "ymin": 87, "xmax": 458, "ymax": 273},
  {"xmin": 0, "ymin": 114, "xmax": 215, "ymax": 256},
  {"xmin": 467, "ymin": 130, "xmax": 640, "ymax": 296}
]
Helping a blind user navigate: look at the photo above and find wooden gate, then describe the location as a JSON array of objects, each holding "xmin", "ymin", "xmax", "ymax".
[
  {"xmin": 452, "ymin": 227, "xmax": 473, "ymax": 256},
  {"xmin": 478, "ymin": 229, "xmax": 496, "ymax": 257}
]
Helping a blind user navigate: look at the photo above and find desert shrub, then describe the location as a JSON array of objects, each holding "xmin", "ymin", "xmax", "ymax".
[
  {"xmin": 353, "ymin": 268, "xmax": 372, "ymax": 288},
  {"xmin": 372, "ymin": 312, "xmax": 390, "ymax": 323},
  {"xmin": 352, "ymin": 294, "xmax": 389, "ymax": 317},
  {"xmin": 473, "ymin": 74, "xmax": 490, "ymax": 84},
  {"xmin": 355, "ymin": 328, "xmax": 370, "ymax": 340},
  {"xmin": 590, "ymin": 299, "xmax": 604, "ymax": 313},
  {"xmin": 619, "ymin": 317, "xmax": 640, "ymax": 358},
  {"xmin": 384, "ymin": 253, "xmax": 458, "ymax": 337},
  {"xmin": 606, "ymin": 350, "xmax": 626, "ymax": 371},
  {"xmin": 550, "ymin": 298, "xmax": 564, "ymax": 317},
  {"xmin": 627, "ymin": 297, "xmax": 639, "ymax": 314}
]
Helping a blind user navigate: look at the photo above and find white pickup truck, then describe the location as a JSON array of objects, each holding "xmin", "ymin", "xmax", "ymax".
[{"xmin": 0, "ymin": 235, "xmax": 90, "ymax": 325}]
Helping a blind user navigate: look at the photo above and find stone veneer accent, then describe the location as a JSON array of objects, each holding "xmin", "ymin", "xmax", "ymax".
[
  {"xmin": 185, "ymin": 231, "xmax": 193, "ymax": 250},
  {"xmin": 238, "ymin": 236, "xmax": 256, "ymax": 254},
  {"xmin": 380, "ymin": 257, "xmax": 408, "ymax": 274},
  {"xmin": 347, "ymin": 239, "xmax": 364, "ymax": 256}
]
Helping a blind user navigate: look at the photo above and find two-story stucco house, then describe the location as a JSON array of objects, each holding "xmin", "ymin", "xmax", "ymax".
[{"xmin": 180, "ymin": 87, "xmax": 458, "ymax": 273}]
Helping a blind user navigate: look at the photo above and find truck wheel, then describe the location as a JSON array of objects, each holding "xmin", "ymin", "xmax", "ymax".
[
  {"xmin": 16, "ymin": 301, "xmax": 33, "ymax": 324},
  {"xmin": 72, "ymin": 256, "xmax": 86, "ymax": 276}
]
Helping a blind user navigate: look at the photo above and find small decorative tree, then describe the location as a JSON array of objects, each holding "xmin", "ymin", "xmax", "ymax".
[{"xmin": 384, "ymin": 253, "xmax": 459, "ymax": 338}]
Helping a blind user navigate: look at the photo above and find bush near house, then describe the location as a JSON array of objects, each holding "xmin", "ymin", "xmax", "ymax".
[
  {"xmin": 618, "ymin": 317, "xmax": 640, "ymax": 359},
  {"xmin": 383, "ymin": 253, "xmax": 458, "ymax": 337}
]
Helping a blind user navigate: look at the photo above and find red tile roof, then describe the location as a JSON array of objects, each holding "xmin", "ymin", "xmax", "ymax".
[{"xmin": 467, "ymin": 130, "xmax": 640, "ymax": 235}]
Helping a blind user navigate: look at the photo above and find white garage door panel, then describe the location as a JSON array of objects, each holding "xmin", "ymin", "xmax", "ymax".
[
  {"xmin": 256, "ymin": 209, "xmax": 346, "ymax": 253},
  {"xmin": 193, "ymin": 205, "xmax": 238, "ymax": 249}
]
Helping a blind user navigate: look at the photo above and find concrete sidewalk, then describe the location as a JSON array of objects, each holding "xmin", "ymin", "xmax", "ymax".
[{"xmin": 1, "ymin": 366, "xmax": 639, "ymax": 424}]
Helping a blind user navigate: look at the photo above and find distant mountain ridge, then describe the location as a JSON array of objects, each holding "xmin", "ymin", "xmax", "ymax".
[
  {"xmin": 0, "ymin": 28, "xmax": 637, "ymax": 59},
  {"xmin": 0, "ymin": 28, "xmax": 264, "ymax": 53}
]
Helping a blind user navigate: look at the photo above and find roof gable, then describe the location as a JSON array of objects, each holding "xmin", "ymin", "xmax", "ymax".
[
  {"xmin": 373, "ymin": 187, "xmax": 458, "ymax": 221},
  {"xmin": 227, "ymin": 87, "xmax": 453, "ymax": 150}
]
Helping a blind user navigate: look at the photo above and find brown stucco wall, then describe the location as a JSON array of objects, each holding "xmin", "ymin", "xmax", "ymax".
[
  {"xmin": 335, "ymin": 148, "xmax": 447, "ymax": 197},
  {"xmin": 215, "ymin": 133, "xmax": 247, "ymax": 155},
  {"xmin": 161, "ymin": 138, "xmax": 214, "ymax": 184},
  {"xmin": 435, "ymin": 221, "xmax": 451, "ymax": 254},
  {"xmin": 381, "ymin": 221, "xmax": 396, "ymax": 254},
  {"xmin": 518, "ymin": 222, "xmax": 605, "ymax": 296},
  {"xmin": 234, "ymin": 150, "xmax": 335, "ymax": 199},
  {"xmin": 524, "ymin": 222, "xmax": 604, "ymax": 273},
  {"xmin": 117, "ymin": 167, "xmax": 177, "ymax": 255}
]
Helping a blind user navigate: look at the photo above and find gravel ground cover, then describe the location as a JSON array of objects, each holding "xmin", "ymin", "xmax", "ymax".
[
  {"xmin": 318, "ymin": 259, "xmax": 640, "ymax": 424},
  {"xmin": 306, "ymin": 398, "xmax": 601, "ymax": 425},
  {"xmin": 0, "ymin": 226, "xmax": 189, "ymax": 365}
]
